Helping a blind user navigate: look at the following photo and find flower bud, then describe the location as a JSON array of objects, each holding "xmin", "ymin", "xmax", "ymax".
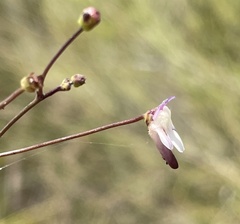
[
  {"xmin": 20, "ymin": 73, "xmax": 40, "ymax": 93},
  {"xmin": 78, "ymin": 7, "xmax": 101, "ymax": 31},
  {"xmin": 60, "ymin": 78, "xmax": 71, "ymax": 91},
  {"xmin": 70, "ymin": 74, "xmax": 86, "ymax": 87}
]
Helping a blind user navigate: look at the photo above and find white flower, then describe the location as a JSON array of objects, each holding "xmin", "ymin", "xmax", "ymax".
[{"xmin": 145, "ymin": 96, "xmax": 185, "ymax": 169}]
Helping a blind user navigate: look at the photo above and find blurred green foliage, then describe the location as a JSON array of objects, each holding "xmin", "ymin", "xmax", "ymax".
[{"xmin": 0, "ymin": 0, "xmax": 240, "ymax": 223}]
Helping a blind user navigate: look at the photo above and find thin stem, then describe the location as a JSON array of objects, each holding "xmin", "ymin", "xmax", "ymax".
[
  {"xmin": 0, "ymin": 115, "xmax": 144, "ymax": 157},
  {"xmin": 0, "ymin": 27, "xmax": 84, "ymax": 131},
  {"xmin": 41, "ymin": 27, "xmax": 83, "ymax": 81},
  {"xmin": 0, "ymin": 88, "xmax": 24, "ymax": 110},
  {"xmin": 0, "ymin": 86, "xmax": 62, "ymax": 137},
  {"xmin": 0, "ymin": 98, "xmax": 40, "ymax": 137},
  {"xmin": 0, "ymin": 28, "xmax": 83, "ymax": 107}
]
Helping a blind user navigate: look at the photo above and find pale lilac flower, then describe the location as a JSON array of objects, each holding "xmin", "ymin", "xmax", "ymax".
[{"xmin": 145, "ymin": 96, "xmax": 185, "ymax": 169}]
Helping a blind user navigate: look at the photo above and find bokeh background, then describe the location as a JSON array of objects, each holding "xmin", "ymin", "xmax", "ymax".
[{"xmin": 1, "ymin": 0, "xmax": 240, "ymax": 223}]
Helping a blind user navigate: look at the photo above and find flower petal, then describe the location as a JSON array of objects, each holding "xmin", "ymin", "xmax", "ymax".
[
  {"xmin": 156, "ymin": 128, "xmax": 173, "ymax": 150},
  {"xmin": 153, "ymin": 96, "xmax": 175, "ymax": 120},
  {"xmin": 149, "ymin": 123, "xmax": 179, "ymax": 169},
  {"xmin": 169, "ymin": 129, "xmax": 185, "ymax": 153},
  {"xmin": 155, "ymin": 137, "xmax": 179, "ymax": 169},
  {"xmin": 159, "ymin": 96, "xmax": 175, "ymax": 110}
]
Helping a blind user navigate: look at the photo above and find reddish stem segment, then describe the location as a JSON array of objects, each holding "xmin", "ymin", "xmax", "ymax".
[
  {"xmin": 0, "ymin": 86, "xmax": 62, "ymax": 137},
  {"xmin": 0, "ymin": 88, "xmax": 24, "ymax": 110},
  {"xmin": 0, "ymin": 115, "xmax": 144, "ymax": 157},
  {"xmin": 41, "ymin": 27, "xmax": 83, "ymax": 81}
]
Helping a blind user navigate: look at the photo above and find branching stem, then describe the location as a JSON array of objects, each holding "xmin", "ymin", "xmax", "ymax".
[
  {"xmin": 0, "ymin": 86, "xmax": 62, "ymax": 137},
  {"xmin": 0, "ymin": 27, "xmax": 84, "ymax": 136}
]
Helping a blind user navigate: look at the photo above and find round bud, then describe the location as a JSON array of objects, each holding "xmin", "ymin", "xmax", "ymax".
[
  {"xmin": 20, "ymin": 73, "xmax": 40, "ymax": 93},
  {"xmin": 60, "ymin": 78, "xmax": 71, "ymax": 91},
  {"xmin": 78, "ymin": 7, "xmax": 101, "ymax": 31},
  {"xmin": 70, "ymin": 74, "xmax": 86, "ymax": 87}
]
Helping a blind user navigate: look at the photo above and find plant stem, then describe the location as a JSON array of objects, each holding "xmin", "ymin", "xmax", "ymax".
[
  {"xmin": 0, "ymin": 27, "xmax": 84, "ymax": 131},
  {"xmin": 0, "ymin": 88, "xmax": 24, "ymax": 110},
  {"xmin": 0, "ymin": 27, "xmax": 84, "ymax": 108},
  {"xmin": 0, "ymin": 86, "xmax": 62, "ymax": 137},
  {"xmin": 0, "ymin": 115, "xmax": 144, "ymax": 157},
  {"xmin": 41, "ymin": 27, "xmax": 83, "ymax": 81}
]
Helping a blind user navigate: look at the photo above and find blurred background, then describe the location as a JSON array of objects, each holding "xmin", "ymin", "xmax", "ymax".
[{"xmin": 0, "ymin": 0, "xmax": 240, "ymax": 223}]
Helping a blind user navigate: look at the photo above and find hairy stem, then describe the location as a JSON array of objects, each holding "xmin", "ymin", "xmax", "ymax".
[{"xmin": 0, "ymin": 115, "xmax": 144, "ymax": 157}]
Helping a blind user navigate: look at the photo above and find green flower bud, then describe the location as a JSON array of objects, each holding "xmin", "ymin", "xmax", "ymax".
[
  {"xmin": 70, "ymin": 74, "xmax": 86, "ymax": 87},
  {"xmin": 60, "ymin": 78, "xmax": 71, "ymax": 91},
  {"xmin": 20, "ymin": 73, "xmax": 40, "ymax": 93},
  {"xmin": 78, "ymin": 7, "xmax": 101, "ymax": 31}
]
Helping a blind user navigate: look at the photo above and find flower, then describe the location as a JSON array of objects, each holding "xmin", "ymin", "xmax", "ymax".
[{"xmin": 144, "ymin": 96, "xmax": 185, "ymax": 169}]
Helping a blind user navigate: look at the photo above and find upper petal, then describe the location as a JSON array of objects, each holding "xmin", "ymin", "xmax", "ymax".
[
  {"xmin": 153, "ymin": 106, "xmax": 172, "ymax": 133},
  {"xmin": 159, "ymin": 96, "xmax": 175, "ymax": 110},
  {"xmin": 153, "ymin": 96, "xmax": 175, "ymax": 120}
]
